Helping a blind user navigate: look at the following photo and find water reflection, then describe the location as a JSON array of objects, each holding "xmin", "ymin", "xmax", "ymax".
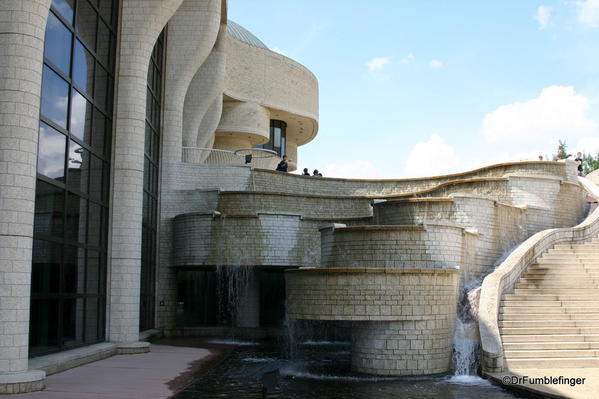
[{"xmin": 174, "ymin": 341, "xmax": 523, "ymax": 399}]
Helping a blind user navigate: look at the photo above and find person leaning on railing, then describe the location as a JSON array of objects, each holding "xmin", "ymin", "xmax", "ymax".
[{"xmin": 276, "ymin": 155, "xmax": 290, "ymax": 172}]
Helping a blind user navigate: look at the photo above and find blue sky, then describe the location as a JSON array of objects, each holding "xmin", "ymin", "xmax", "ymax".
[{"xmin": 229, "ymin": 0, "xmax": 599, "ymax": 178}]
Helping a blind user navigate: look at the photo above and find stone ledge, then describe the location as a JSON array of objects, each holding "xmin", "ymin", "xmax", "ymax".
[
  {"xmin": 117, "ymin": 341, "xmax": 150, "ymax": 355},
  {"xmin": 286, "ymin": 267, "xmax": 459, "ymax": 275},
  {"xmin": 29, "ymin": 342, "xmax": 117, "ymax": 376},
  {"xmin": 0, "ymin": 371, "xmax": 45, "ymax": 395}
]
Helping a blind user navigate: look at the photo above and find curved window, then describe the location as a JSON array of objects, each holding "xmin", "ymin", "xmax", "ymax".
[
  {"xmin": 259, "ymin": 120, "xmax": 287, "ymax": 157},
  {"xmin": 30, "ymin": 0, "xmax": 118, "ymax": 357}
]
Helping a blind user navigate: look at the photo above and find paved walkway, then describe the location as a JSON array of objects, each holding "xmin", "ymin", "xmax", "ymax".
[
  {"xmin": 489, "ymin": 368, "xmax": 599, "ymax": 399},
  {"xmin": 7, "ymin": 344, "xmax": 211, "ymax": 399}
]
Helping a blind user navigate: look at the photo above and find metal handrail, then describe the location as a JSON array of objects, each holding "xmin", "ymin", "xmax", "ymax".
[{"xmin": 181, "ymin": 147, "xmax": 281, "ymax": 169}]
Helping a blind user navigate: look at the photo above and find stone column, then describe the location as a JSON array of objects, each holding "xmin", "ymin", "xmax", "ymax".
[
  {"xmin": 156, "ymin": 0, "xmax": 223, "ymax": 332},
  {"xmin": 0, "ymin": 0, "xmax": 50, "ymax": 393},
  {"xmin": 108, "ymin": 0, "xmax": 184, "ymax": 354},
  {"xmin": 181, "ymin": 24, "xmax": 226, "ymax": 148}
]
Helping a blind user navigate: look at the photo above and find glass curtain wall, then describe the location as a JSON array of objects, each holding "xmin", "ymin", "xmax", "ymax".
[
  {"xmin": 140, "ymin": 29, "xmax": 166, "ymax": 331},
  {"xmin": 30, "ymin": 0, "xmax": 118, "ymax": 356},
  {"xmin": 258, "ymin": 120, "xmax": 287, "ymax": 156}
]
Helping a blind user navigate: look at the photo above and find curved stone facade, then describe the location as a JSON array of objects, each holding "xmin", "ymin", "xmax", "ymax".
[{"xmin": 285, "ymin": 268, "xmax": 458, "ymax": 376}]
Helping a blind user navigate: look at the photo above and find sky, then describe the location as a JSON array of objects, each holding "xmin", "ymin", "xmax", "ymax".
[{"xmin": 229, "ymin": 0, "xmax": 599, "ymax": 179}]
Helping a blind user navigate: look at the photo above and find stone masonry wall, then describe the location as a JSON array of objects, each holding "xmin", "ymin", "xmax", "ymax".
[{"xmin": 285, "ymin": 269, "xmax": 458, "ymax": 376}]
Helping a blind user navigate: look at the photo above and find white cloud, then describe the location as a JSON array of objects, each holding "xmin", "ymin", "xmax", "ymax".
[
  {"xmin": 579, "ymin": 0, "xmax": 599, "ymax": 27},
  {"xmin": 482, "ymin": 85, "xmax": 598, "ymax": 144},
  {"xmin": 534, "ymin": 5, "xmax": 552, "ymax": 30},
  {"xmin": 399, "ymin": 53, "xmax": 415, "ymax": 64},
  {"xmin": 321, "ymin": 160, "xmax": 384, "ymax": 179},
  {"xmin": 366, "ymin": 57, "xmax": 391, "ymax": 72},
  {"xmin": 403, "ymin": 134, "xmax": 461, "ymax": 177},
  {"xmin": 577, "ymin": 136, "xmax": 599, "ymax": 154},
  {"xmin": 430, "ymin": 59, "xmax": 443, "ymax": 69}
]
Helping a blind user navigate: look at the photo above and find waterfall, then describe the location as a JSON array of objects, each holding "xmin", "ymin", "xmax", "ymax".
[
  {"xmin": 452, "ymin": 281, "xmax": 482, "ymax": 376},
  {"xmin": 216, "ymin": 265, "xmax": 252, "ymax": 325}
]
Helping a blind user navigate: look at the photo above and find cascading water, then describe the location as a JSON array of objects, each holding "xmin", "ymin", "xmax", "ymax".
[
  {"xmin": 215, "ymin": 265, "xmax": 252, "ymax": 326},
  {"xmin": 452, "ymin": 283, "xmax": 482, "ymax": 377}
]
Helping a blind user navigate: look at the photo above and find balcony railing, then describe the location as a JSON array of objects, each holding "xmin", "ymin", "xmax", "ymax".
[{"xmin": 181, "ymin": 147, "xmax": 281, "ymax": 169}]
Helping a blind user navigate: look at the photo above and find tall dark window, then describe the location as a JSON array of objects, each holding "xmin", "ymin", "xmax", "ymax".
[
  {"xmin": 140, "ymin": 29, "xmax": 165, "ymax": 331},
  {"xmin": 259, "ymin": 120, "xmax": 287, "ymax": 157},
  {"xmin": 30, "ymin": 0, "xmax": 118, "ymax": 356}
]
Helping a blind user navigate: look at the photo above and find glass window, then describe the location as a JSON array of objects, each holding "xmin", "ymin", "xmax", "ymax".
[
  {"xmin": 29, "ymin": 298, "xmax": 60, "ymax": 355},
  {"xmin": 89, "ymin": 155, "xmax": 104, "ymax": 202},
  {"xmin": 86, "ymin": 250, "xmax": 100, "ymax": 294},
  {"xmin": 73, "ymin": 40, "xmax": 94, "ymax": 93},
  {"xmin": 87, "ymin": 202, "xmax": 102, "ymax": 246},
  {"xmin": 52, "ymin": 0, "xmax": 75, "ymax": 24},
  {"xmin": 41, "ymin": 66, "xmax": 70, "ymax": 129},
  {"xmin": 38, "ymin": 122, "xmax": 67, "ymax": 180},
  {"xmin": 31, "ymin": 240, "xmax": 62, "ymax": 295},
  {"xmin": 75, "ymin": 0, "xmax": 97, "ymax": 51},
  {"xmin": 44, "ymin": 12, "xmax": 73, "ymax": 76},
  {"xmin": 94, "ymin": 64, "xmax": 109, "ymax": 110},
  {"xmin": 98, "ymin": 0, "xmax": 114, "ymax": 25},
  {"xmin": 62, "ymin": 298, "xmax": 84, "ymax": 347},
  {"xmin": 96, "ymin": 19, "xmax": 112, "ymax": 67},
  {"xmin": 32, "ymin": 0, "xmax": 119, "ymax": 357},
  {"xmin": 65, "ymin": 193, "xmax": 86, "ymax": 243},
  {"xmin": 63, "ymin": 246, "xmax": 85, "ymax": 294},
  {"xmin": 263, "ymin": 120, "xmax": 287, "ymax": 157},
  {"xmin": 70, "ymin": 89, "xmax": 93, "ymax": 142},
  {"xmin": 34, "ymin": 180, "xmax": 64, "ymax": 237}
]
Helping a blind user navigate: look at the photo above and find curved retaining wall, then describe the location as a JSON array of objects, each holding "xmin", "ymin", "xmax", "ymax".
[
  {"xmin": 479, "ymin": 177, "xmax": 599, "ymax": 373},
  {"xmin": 320, "ymin": 225, "xmax": 464, "ymax": 269},
  {"xmin": 172, "ymin": 161, "xmax": 575, "ymax": 196},
  {"xmin": 373, "ymin": 196, "xmax": 529, "ymax": 281},
  {"xmin": 285, "ymin": 268, "xmax": 458, "ymax": 375},
  {"xmin": 173, "ymin": 213, "xmax": 322, "ymax": 267},
  {"xmin": 217, "ymin": 191, "xmax": 373, "ymax": 219},
  {"xmin": 249, "ymin": 161, "xmax": 576, "ymax": 197}
]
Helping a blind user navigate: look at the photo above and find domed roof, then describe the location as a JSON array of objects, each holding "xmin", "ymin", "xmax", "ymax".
[{"xmin": 227, "ymin": 20, "xmax": 269, "ymax": 50}]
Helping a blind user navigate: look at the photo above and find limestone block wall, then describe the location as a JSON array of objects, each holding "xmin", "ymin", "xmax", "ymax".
[
  {"xmin": 285, "ymin": 268, "xmax": 458, "ymax": 375},
  {"xmin": 373, "ymin": 196, "xmax": 529, "ymax": 281},
  {"xmin": 215, "ymin": 101, "xmax": 270, "ymax": 147},
  {"xmin": 246, "ymin": 162, "xmax": 574, "ymax": 197},
  {"xmin": 224, "ymin": 34, "xmax": 319, "ymax": 145},
  {"xmin": 216, "ymin": 191, "xmax": 373, "ymax": 219},
  {"xmin": 320, "ymin": 225, "xmax": 464, "ymax": 269},
  {"xmin": 173, "ymin": 213, "xmax": 321, "ymax": 267}
]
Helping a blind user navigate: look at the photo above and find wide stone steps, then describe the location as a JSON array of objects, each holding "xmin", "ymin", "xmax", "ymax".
[
  {"xmin": 501, "ymin": 299, "xmax": 599, "ymax": 311},
  {"xmin": 499, "ymin": 313, "xmax": 599, "ymax": 321},
  {"xmin": 500, "ymin": 307, "xmax": 599, "ymax": 314},
  {"xmin": 505, "ymin": 349, "xmax": 599, "ymax": 358},
  {"xmin": 500, "ymin": 320, "xmax": 599, "ymax": 328},
  {"xmin": 504, "ymin": 341, "xmax": 599, "ymax": 350},
  {"xmin": 503, "ymin": 294, "xmax": 599, "ymax": 301},
  {"xmin": 513, "ymin": 288, "xmax": 599, "ymax": 294},
  {"xmin": 500, "ymin": 326, "xmax": 599, "ymax": 335},
  {"xmin": 502, "ymin": 334, "xmax": 599, "ymax": 343},
  {"xmin": 499, "ymin": 239, "xmax": 599, "ymax": 368},
  {"xmin": 505, "ymin": 357, "xmax": 599, "ymax": 368}
]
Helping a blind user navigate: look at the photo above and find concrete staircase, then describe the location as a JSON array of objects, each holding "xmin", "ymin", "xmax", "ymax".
[{"xmin": 499, "ymin": 238, "xmax": 599, "ymax": 368}]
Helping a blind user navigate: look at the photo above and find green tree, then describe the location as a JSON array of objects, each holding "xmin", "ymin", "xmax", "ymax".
[
  {"xmin": 582, "ymin": 152, "xmax": 599, "ymax": 175},
  {"xmin": 553, "ymin": 140, "xmax": 571, "ymax": 160}
]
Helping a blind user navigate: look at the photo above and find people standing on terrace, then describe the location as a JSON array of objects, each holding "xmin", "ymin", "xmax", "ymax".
[
  {"xmin": 575, "ymin": 152, "xmax": 584, "ymax": 176},
  {"xmin": 276, "ymin": 155, "xmax": 290, "ymax": 172},
  {"xmin": 302, "ymin": 168, "xmax": 310, "ymax": 176}
]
